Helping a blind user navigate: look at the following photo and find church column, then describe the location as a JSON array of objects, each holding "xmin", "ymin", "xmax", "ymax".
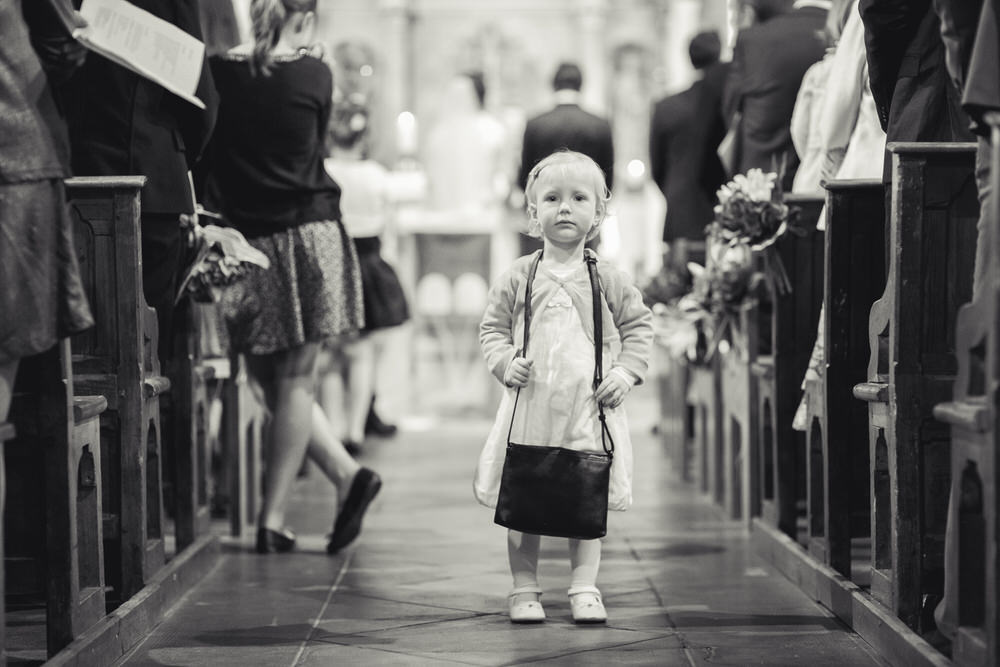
[
  {"xmin": 578, "ymin": 0, "xmax": 608, "ymax": 114},
  {"xmin": 377, "ymin": 0, "xmax": 416, "ymax": 166}
]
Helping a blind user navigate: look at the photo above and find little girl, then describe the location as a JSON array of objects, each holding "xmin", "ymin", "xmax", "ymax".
[{"xmin": 475, "ymin": 150, "xmax": 653, "ymax": 624}]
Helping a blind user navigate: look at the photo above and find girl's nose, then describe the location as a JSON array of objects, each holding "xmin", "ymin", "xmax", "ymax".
[{"xmin": 558, "ymin": 200, "xmax": 571, "ymax": 212}]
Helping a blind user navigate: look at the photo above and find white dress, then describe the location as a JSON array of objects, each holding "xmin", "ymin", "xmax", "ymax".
[{"xmin": 473, "ymin": 268, "xmax": 634, "ymax": 512}]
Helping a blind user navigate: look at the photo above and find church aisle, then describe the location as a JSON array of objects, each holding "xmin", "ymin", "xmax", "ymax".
[{"xmin": 122, "ymin": 383, "xmax": 888, "ymax": 666}]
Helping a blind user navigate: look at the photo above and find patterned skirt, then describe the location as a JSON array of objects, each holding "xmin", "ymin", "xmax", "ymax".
[
  {"xmin": 221, "ymin": 220, "xmax": 364, "ymax": 356},
  {"xmin": 0, "ymin": 179, "xmax": 94, "ymax": 364}
]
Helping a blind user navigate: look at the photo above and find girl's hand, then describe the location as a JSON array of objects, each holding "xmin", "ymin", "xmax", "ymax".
[
  {"xmin": 595, "ymin": 373, "xmax": 631, "ymax": 409},
  {"xmin": 504, "ymin": 357, "xmax": 533, "ymax": 387}
]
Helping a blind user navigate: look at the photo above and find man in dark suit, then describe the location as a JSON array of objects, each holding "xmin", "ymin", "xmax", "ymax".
[
  {"xmin": 649, "ymin": 31, "xmax": 729, "ymax": 256},
  {"xmin": 723, "ymin": 0, "xmax": 829, "ymax": 190},
  {"xmin": 517, "ymin": 62, "xmax": 614, "ymax": 254},
  {"xmin": 61, "ymin": 0, "xmax": 218, "ymax": 361}
]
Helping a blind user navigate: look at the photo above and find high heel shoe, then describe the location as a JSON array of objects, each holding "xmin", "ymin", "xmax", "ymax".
[
  {"xmin": 256, "ymin": 526, "xmax": 296, "ymax": 554},
  {"xmin": 364, "ymin": 397, "xmax": 397, "ymax": 437}
]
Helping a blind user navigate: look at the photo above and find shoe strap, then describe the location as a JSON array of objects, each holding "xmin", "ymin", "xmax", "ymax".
[
  {"xmin": 567, "ymin": 585, "xmax": 601, "ymax": 598},
  {"xmin": 509, "ymin": 585, "xmax": 543, "ymax": 596}
]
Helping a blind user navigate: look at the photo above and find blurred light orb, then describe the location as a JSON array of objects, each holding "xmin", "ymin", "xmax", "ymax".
[
  {"xmin": 360, "ymin": 64, "xmax": 373, "ymax": 77},
  {"xmin": 627, "ymin": 159, "xmax": 645, "ymax": 180}
]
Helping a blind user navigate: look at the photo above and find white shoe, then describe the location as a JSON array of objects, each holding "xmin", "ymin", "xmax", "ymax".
[
  {"xmin": 508, "ymin": 586, "xmax": 545, "ymax": 623},
  {"xmin": 568, "ymin": 586, "xmax": 607, "ymax": 624}
]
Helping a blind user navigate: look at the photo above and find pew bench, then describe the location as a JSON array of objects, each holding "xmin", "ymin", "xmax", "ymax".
[
  {"xmin": 687, "ymin": 356, "xmax": 723, "ymax": 504},
  {"xmin": 803, "ymin": 179, "xmax": 885, "ymax": 580},
  {"xmin": 754, "ymin": 194, "xmax": 824, "ymax": 540},
  {"xmin": 66, "ymin": 176, "xmax": 170, "ymax": 602},
  {"xmin": 932, "ymin": 119, "xmax": 1000, "ymax": 666},
  {"xmin": 720, "ymin": 316, "xmax": 759, "ymax": 524},
  {"xmin": 853, "ymin": 142, "xmax": 978, "ymax": 631},
  {"xmin": 5, "ymin": 340, "xmax": 108, "ymax": 656}
]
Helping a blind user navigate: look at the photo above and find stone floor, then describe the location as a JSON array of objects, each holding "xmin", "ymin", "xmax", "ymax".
[{"xmin": 121, "ymin": 382, "xmax": 889, "ymax": 666}]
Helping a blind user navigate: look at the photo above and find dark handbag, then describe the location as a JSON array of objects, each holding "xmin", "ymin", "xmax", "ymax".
[{"xmin": 493, "ymin": 251, "xmax": 615, "ymax": 540}]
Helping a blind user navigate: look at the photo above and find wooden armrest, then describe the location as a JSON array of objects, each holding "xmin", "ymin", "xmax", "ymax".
[
  {"xmin": 933, "ymin": 398, "xmax": 992, "ymax": 434},
  {"xmin": 73, "ymin": 396, "xmax": 108, "ymax": 424},
  {"xmin": 143, "ymin": 375, "xmax": 172, "ymax": 398},
  {"xmin": 65, "ymin": 175, "xmax": 147, "ymax": 189},
  {"xmin": 751, "ymin": 357, "xmax": 774, "ymax": 379},
  {"xmin": 853, "ymin": 382, "xmax": 888, "ymax": 403},
  {"xmin": 199, "ymin": 357, "xmax": 231, "ymax": 381},
  {"xmin": 887, "ymin": 141, "xmax": 978, "ymax": 155},
  {"xmin": 0, "ymin": 422, "xmax": 15, "ymax": 441}
]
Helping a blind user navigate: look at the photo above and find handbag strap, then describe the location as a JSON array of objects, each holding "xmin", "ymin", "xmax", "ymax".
[{"xmin": 506, "ymin": 250, "xmax": 614, "ymax": 457}]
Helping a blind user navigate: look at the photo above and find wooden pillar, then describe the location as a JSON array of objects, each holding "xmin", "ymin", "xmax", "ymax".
[
  {"xmin": 378, "ymin": 0, "xmax": 416, "ymax": 167},
  {"xmin": 578, "ymin": 0, "xmax": 608, "ymax": 114}
]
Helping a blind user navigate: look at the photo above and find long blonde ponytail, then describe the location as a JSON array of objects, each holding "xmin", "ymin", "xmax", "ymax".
[{"xmin": 249, "ymin": 0, "xmax": 317, "ymax": 76}]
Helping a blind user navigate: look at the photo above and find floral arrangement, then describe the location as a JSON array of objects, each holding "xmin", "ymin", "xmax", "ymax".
[
  {"xmin": 709, "ymin": 168, "xmax": 797, "ymax": 294},
  {"xmin": 176, "ymin": 213, "xmax": 270, "ymax": 304}
]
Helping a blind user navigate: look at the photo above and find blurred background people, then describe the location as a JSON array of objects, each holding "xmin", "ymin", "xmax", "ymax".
[
  {"xmin": 649, "ymin": 30, "xmax": 729, "ymax": 264},
  {"xmin": 321, "ymin": 100, "xmax": 410, "ymax": 454},
  {"xmin": 517, "ymin": 62, "xmax": 615, "ymax": 255},
  {"xmin": 723, "ymin": 0, "xmax": 830, "ymax": 190},
  {"xmin": 203, "ymin": 0, "xmax": 379, "ymax": 555}
]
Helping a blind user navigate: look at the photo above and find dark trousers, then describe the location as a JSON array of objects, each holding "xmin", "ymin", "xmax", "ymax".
[{"xmin": 140, "ymin": 213, "xmax": 183, "ymax": 365}]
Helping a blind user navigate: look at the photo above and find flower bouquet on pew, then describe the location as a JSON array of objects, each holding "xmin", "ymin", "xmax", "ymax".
[
  {"xmin": 710, "ymin": 168, "xmax": 799, "ymax": 295},
  {"xmin": 677, "ymin": 239, "xmax": 761, "ymax": 362},
  {"xmin": 175, "ymin": 209, "xmax": 270, "ymax": 304}
]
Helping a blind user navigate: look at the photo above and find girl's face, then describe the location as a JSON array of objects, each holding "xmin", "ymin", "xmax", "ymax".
[{"xmin": 532, "ymin": 166, "xmax": 601, "ymax": 249}]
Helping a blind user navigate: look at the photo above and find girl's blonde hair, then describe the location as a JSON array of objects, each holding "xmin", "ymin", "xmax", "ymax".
[
  {"xmin": 250, "ymin": 0, "xmax": 317, "ymax": 76},
  {"xmin": 524, "ymin": 150, "xmax": 611, "ymax": 241}
]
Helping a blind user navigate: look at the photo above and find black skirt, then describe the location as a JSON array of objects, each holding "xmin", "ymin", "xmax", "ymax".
[{"xmin": 354, "ymin": 236, "xmax": 409, "ymax": 332}]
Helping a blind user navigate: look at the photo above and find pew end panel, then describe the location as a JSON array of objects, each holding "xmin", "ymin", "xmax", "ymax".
[
  {"xmin": 66, "ymin": 176, "xmax": 170, "ymax": 603},
  {"xmin": 855, "ymin": 143, "xmax": 978, "ymax": 631}
]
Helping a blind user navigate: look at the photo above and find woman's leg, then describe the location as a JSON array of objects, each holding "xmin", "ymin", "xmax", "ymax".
[
  {"xmin": 343, "ymin": 336, "xmax": 375, "ymax": 444},
  {"xmin": 316, "ymin": 346, "xmax": 346, "ymax": 440},
  {"xmin": 255, "ymin": 344, "xmax": 320, "ymax": 532},
  {"xmin": 0, "ymin": 360, "xmax": 19, "ymax": 421},
  {"xmin": 568, "ymin": 538, "xmax": 602, "ymax": 591},
  {"xmin": 306, "ymin": 401, "xmax": 362, "ymax": 506},
  {"xmin": 508, "ymin": 529, "xmax": 541, "ymax": 590}
]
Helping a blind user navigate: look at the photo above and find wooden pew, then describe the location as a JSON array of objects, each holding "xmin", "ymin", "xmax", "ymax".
[
  {"xmin": 720, "ymin": 311, "xmax": 759, "ymax": 524},
  {"xmin": 0, "ymin": 420, "xmax": 10, "ymax": 659},
  {"xmin": 688, "ymin": 355, "xmax": 724, "ymax": 505},
  {"xmin": 66, "ymin": 176, "xmax": 171, "ymax": 603},
  {"xmin": 167, "ymin": 300, "xmax": 227, "ymax": 550},
  {"xmin": 932, "ymin": 120, "xmax": 999, "ymax": 666},
  {"xmin": 853, "ymin": 142, "xmax": 979, "ymax": 631},
  {"xmin": 803, "ymin": 180, "xmax": 885, "ymax": 580},
  {"xmin": 6, "ymin": 340, "xmax": 108, "ymax": 656},
  {"xmin": 223, "ymin": 352, "xmax": 264, "ymax": 538},
  {"xmin": 753, "ymin": 194, "xmax": 824, "ymax": 539},
  {"xmin": 654, "ymin": 335, "xmax": 693, "ymax": 481}
]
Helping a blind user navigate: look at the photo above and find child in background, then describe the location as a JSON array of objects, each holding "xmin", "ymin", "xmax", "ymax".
[
  {"xmin": 321, "ymin": 100, "xmax": 410, "ymax": 453},
  {"xmin": 475, "ymin": 150, "xmax": 653, "ymax": 624}
]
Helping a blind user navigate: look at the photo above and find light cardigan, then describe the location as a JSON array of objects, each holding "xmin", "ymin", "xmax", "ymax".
[{"xmin": 480, "ymin": 250, "xmax": 653, "ymax": 387}]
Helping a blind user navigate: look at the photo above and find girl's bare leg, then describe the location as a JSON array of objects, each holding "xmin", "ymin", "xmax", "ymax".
[
  {"xmin": 508, "ymin": 529, "xmax": 541, "ymax": 590},
  {"xmin": 306, "ymin": 401, "xmax": 362, "ymax": 507},
  {"xmin": 568, "ymin": 538, "xmax": 602, "ymax": 590},
  {"xmin": 256, "ymin": 344, "xmax": 319, "ymax": 531},
  {"xmin": 343, "ymin": 336, "xmax": 375, "ymax": 444},
  {"xmin": 0, "ymin": 360, "xmax": 18, "ymax": 421}
]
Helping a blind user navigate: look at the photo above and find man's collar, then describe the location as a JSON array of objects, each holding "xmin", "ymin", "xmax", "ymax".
[
  {"xmin": 554, "ymin": 89, "xmax": 581, "ymax": 106},
  {"xmin": 793, "ymin": 0, "xmax": 832, "ymax": 9}
]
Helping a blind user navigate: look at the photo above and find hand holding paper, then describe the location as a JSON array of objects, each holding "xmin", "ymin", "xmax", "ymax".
[{"xmin": 72, "ymin": 0, "xmax": 207, "ymax": 109}]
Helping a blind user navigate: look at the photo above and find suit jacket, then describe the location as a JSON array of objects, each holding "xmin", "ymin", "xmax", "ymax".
[
  {"xmin": 518, "ymin": 103, "xmax": 615, "ymax": 192},
  {"xmin": 962, "ymin": 0, "xmax": 1000, "ymax": 130},
  {"xmin": 62, "ymin": 0, "xmax": 218, "ymax": 215},
  {"xmin": 650, "ymin": 62, "xmax": 729, "ymax": 241},
  {"xmin": 723, "ymin": 4, "xmax": 828, "ymax": 189},
  {"xmin": 860, "ymin": 0, "xmax": 972, "ymax": 175}
]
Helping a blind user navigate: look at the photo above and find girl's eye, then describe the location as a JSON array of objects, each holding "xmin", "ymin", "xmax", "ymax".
[
  {"xmin": 545, "ymin": 194, "xmax": 558, "ymax": 201},
  {"xmin": 575, "ymin": 193, "xmax": 588, "ymax": 201}
]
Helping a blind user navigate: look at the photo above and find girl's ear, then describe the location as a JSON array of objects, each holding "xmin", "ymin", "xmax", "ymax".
[{"xmin": 527, "ymin": 202, "xmax": 537, "ymax": 220}]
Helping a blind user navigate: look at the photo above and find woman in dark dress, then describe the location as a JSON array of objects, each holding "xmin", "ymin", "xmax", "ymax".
[{"xmin": 204, "ymin": 0, "xmax": 380, "ymax": 555}]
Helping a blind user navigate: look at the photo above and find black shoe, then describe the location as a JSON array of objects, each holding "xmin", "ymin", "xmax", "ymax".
[
  {"xmin": 343, "ymin": 439, "xmax": 362, "ymax": 457},
  {"xmin": 364, "ymin": 399, "xmax": 398, "ymax": 437},
  {"xmin": 327, "ymin": 468, "xmax": 382, "ymax": 554},
  {"xmin": 256, "ymin": 526, "xmax": 296, "ymax": 554}
]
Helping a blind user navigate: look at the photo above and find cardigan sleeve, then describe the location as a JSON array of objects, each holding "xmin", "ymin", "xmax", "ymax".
[
  {"xmin": 602, "ymin": 265, "xmax": 654, "ymax": 385},
  {"xmin": 480, "ymin": 267, "xmax": 521, "ymax": 385}
]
